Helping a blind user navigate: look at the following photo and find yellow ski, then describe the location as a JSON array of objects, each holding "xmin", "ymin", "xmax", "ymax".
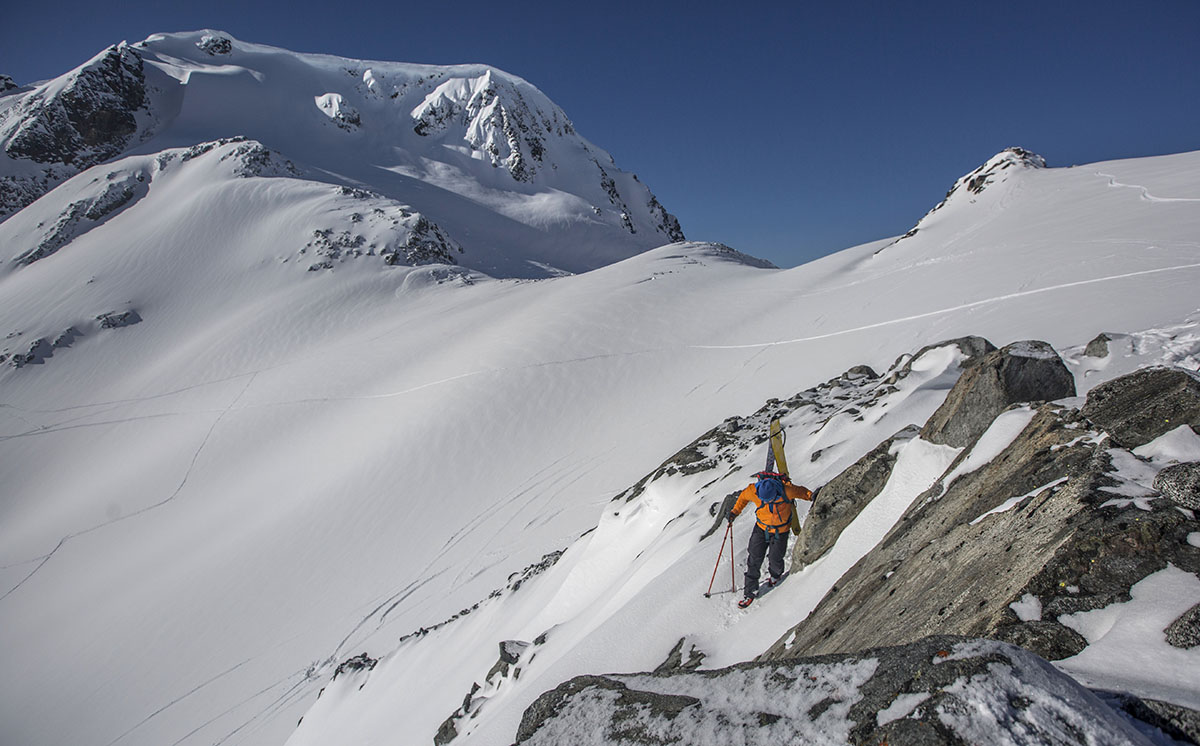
[{"xmin": 768, "ymin": 418, "xmax": 802, "ymax": 535}]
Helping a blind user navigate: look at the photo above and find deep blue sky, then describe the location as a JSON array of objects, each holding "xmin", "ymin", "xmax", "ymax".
[{"xmin": 4, "ymin": 1, "xmax": 1198, "ymax": 267}]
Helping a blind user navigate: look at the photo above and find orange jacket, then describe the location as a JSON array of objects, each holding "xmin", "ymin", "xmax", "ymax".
[{"xmin": 731, "ymin": 478, "xmax": 813, "ymax": 533}]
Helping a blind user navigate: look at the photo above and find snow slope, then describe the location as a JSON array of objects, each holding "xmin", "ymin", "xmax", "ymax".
[{"xmin": 1, "ymin": 46, "xmax": 1199, "ymax": 745}]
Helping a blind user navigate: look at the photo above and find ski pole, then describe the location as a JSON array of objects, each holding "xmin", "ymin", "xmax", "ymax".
[
  {"xmin": 705, "ymin": 521, "xmax": 732, "ymax": 597},
  {"xmin": 705, "ymin": 520, "xmax": 737, "ymax": 597},
  {"xmin": 729, "ymin": 522, "xmax": 737, "ymax": 594}
]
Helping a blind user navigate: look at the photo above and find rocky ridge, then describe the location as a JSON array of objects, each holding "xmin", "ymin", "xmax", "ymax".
[
  {"xmin": 510, "ymin": 334, "xmax": 1200, "ymax": 745},
  {"xmin": 516, "ymin": 636, "xmax": 1157, "ymax": 746}
]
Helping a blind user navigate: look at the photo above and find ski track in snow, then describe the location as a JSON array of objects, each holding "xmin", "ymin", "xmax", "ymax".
[
  {"xmin": 1096, "ymin": 171, "xmax": 1200, "ymax": 203},
  {"xmin": 692, "ymin": 262, "xmax": 1200, "ymax": 350},
  {"xmin": 0, "ymin": 372, "xmax": 259, "ymax": 602},
  {"xmin": 0, "ymin": 337, "xmax": 662, "ymax": 609},
  {"xmin": 101, "ymin": 656, "xmax": 260, "ymax": 746}
]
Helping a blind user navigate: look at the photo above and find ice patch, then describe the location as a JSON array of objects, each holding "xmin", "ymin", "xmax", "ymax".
[
  {"xmin": 1189, "ymin": 533, "xmax": 1200, "ymax": 548},
  {"xmin": 1009, "ymin": 593, "xmax": 1043, "ymax": 622}
]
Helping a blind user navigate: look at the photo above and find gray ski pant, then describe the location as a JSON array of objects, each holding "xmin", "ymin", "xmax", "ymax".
[{"xmin": 744, "ymin": 524, "xmax": 787, "ymax": 596}]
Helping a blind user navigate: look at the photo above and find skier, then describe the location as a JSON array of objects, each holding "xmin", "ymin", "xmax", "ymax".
[{"xmin": 727, "ymin": 472, "xmax": 813, "ymax": 608}]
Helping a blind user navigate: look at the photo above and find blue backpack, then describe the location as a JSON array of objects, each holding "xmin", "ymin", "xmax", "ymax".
[{"xmin": 755, "ymin": 472, "xmax": 788, "ymax": 517}]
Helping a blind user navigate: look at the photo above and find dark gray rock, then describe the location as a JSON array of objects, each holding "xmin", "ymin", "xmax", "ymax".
[
  {"xmin": 991, "ymin": 620, "xmax": 1089, "ymax": 661},
  {"xmin": 331, "ymin": 652, "xmax": 377, "ymax": 680},
  {"xmin": 1099, "ymin": 691, "xmax": 1200, "ymax": 745},
  {"xmin": 97, "ymin": 310, "xmax": 142, "ymax": 329},
  {"xmin": 791, "ymin": 425, "xmax": 919, "ymax": 572},
  {"xmin": 485, "ymin": 639, "xmax": 531, "ymax": 682},
  {"xmin": 653, "ymin": 638, "xmax": 706, "ymax": 673},
  {"xmin": 1166, "ymin": 603, "xmax": 1200, "ymax": 650},
  {"xmin": 0, "ymin": 74, "xmax": 16, "ymax": 93},
  {"xmin": 1083, "ymin": 367, "xmax": 1200, "ymax": 448},
  {"xmin": 1154, "ymin": 462, "xmax": 1200, "ymax": 510},
  {"xmin": 922, "ymin": 340, "xmax": 1076, "ymax": 448},
  {"xmin": 846, "ymin": 364, "xmax": 880, "ymax": 380},
  {"xmin": 196, "ymin": 34, "xmax": 233, "ymax": 55},
  {"xmin": 515, "ymin": 636, "xmax": 1155, "ymax": 745},
  {"xmin": 1084, "ymin": 333, "xmax": 1113, "ymax": 358}
]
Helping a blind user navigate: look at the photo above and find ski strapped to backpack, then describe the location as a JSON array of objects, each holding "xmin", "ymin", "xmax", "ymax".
[{"xmin": 754, "ymin": 471, "xmax": 792, "ymax": 532}]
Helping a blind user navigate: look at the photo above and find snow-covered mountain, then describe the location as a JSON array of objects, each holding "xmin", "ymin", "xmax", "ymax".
[
  {"xmin": 2, "ymin": 31, "xmax": 1199, "ymax": 746},
  {"xmin": 0, "ymin": 30, "xmax": 683, "ymax": 278}
]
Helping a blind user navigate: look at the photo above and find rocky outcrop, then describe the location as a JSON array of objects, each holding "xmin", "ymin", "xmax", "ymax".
[
  {"xmin": 791, "ymin": 425, "xmax": 919, "ymax": 572},
  {"xmin": 761, "ymin": 363, "xmax": 1200, "ymax": 668},
  {"xmin": 411, "ymin": 69, "xmax": 570, "ymax": 184},
  {"xmin": 515, "ymin": 636, "xmax": 1155, "ymax": 745},
  {"xmin": 1155, "ymin": 462, "xmax": 1200, "ymax": 510},
  {"xmin": 1082, "ymin": 366, "xmax": 1200, "ymax": 448},
  {"xmin": 883, "ymin": 148, "xmax": 1046, "ymax": 250},
  {"xmin": 2, "ymin": 43, "xmax": 147, "ymax": 167},
  {"xmin": 1101, "ymin": 692, "xmax": 1200, "ymax": 746},
  {"xmin": 1, "ymin": 43, "xmax": 150, "ymax": 221},
  {"xmin": 196, "ymin": 34, "xmax": 233, "ymax": 56},
  {"xmin": 922, "ymin": 340, "xmax": 1075, "ymax": 448},
  {"xmin": 0, "ymin": 75, "xmax": 16, "ymax": 93},
  {"xmin": 14, "ymin": 171, "xmax": 148, "ymax": 265}
]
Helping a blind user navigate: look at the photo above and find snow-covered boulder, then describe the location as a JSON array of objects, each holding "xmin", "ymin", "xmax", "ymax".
[
  {"xmin": 922, "ymin": 340, "xmax": 1075, "ymax": 448},
  {"xmin": 0, "ymin": 75, "xmax": 16, "ymax": 93},
  {"xmin": 515, "ymin": 636, "xmax": 1158, "ymax": 745}
]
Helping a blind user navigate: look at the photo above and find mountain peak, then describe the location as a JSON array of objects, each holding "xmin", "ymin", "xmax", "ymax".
[
  {"xmin": 0, "ymin": 31, "xmax": 685, "ymax": 277},
  {"xmin": 882, "ymin": 146, "xmax": 1046, "ymax": 250}
]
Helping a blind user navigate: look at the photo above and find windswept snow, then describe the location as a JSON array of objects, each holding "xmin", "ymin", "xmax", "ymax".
[{"xmin": 1056, "ymin": 566, "xmax": 1200, "ymax": 711}]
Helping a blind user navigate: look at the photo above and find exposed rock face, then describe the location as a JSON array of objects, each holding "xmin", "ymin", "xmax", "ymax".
[
  {"xmin": 332, "ymin": 652, "xmax": 377, "ymax": 680},
  {"xmin": 0, "ymin": 75, "xmax": 16, "ymax": 93},
  {"xmin": 764, "ymin": 367, "xmax": 1200, "ymax": 665},
  {"xmin": 0, "ymin": 44, "xmax": 149, "ymax": 221},
  {"xmin": 2, "ymin": 43, "xmax": 147, "ymax": 167},
  {"xmin": 791, "ymin": 425, "xmax": 919, "ymax": 572},
  {"xmin": 515, "ymin": 636, "xmax": 1154, "ymax": 746},
  {"xmin": 1082, "ymin": 367, "xmax": 1200, "ymax": 448},
  {"xmin": 196, "ymin": 34, "xmax": 233, "ymax": 56},
  {"xmin": 922, "ymin": 340, "xmax": 1075, "ymax": 448},
  {"xmin": 1155, "ymin": 462, "xmax": 1200, "ymax": 510},
  {"xmin": 411, "ymin": 69, "xmax": 572, "ymax": 184}
]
